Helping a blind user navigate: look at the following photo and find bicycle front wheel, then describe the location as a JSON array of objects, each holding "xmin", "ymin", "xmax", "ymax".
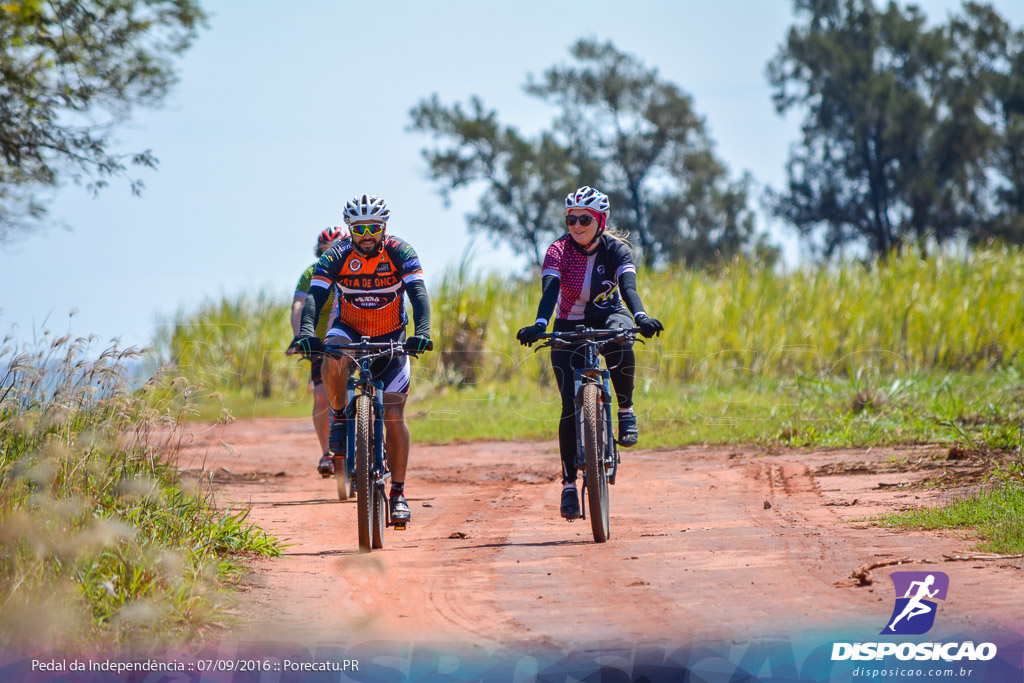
[
  {"xmin": 355, "ymin": 394, "xmax": 374, "ymax": 552},
  {"xmin": 583, "ymin": 383, "xmax": 610, "ymax": 543}
]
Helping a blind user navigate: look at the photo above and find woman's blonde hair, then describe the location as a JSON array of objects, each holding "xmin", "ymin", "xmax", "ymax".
[{"xmin": 603, "ymin": 224, "xmax": 632, "ymax": 248}]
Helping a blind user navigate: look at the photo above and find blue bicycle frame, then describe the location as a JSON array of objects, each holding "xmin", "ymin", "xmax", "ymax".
[{"xmin": 344, "ymin": 356, "xmax": 391, "ymax": 510}]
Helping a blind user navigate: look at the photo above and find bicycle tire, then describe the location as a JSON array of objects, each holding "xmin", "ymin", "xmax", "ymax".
[
  {"xmin": 334, "ymin": 454, "xmax": 353, "ymax": 501},
  {"xmin": 583, "ymin": 383, "xmax": 610, "ymax": 542},
  {"xmin": 371, "ymin": 432, "xmax": 385, "ymax": 549},
  {"xmin": 371, "ymin": 484, "xmax": 385, "ymax": 549},
  {"xmin": 355, "ymin": 394, "xmax": 374, "ymax": 552}
]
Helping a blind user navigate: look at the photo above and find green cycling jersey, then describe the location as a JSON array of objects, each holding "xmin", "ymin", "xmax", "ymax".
[{"xmin": 295, "ymin": 262, "xmax": 338, "ymax": 339}]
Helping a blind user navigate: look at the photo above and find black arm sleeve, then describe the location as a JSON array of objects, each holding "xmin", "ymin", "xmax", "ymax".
[
  {"xmin": 618, "ymin": 271, "xmax": 647, "ymax": 319},
  {"xmin": 299, "ymin": 285, "xmax": 329, "ymax": 337},
  {"xmin": 405, "ymin": 279, "xmax": 431, "ymax": 337},
  {"xmin": 535, "ymin": 274, "xmax": 560, "ymax": 326}
]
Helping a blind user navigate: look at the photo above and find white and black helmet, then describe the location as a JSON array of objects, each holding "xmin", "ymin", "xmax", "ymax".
[
  {"xmin": 565, "ymin": 186, "xmax": 610, "ymax": 215},
  {"xmin": 343, "ymin": 194, "xmax": 390, "ymax": 225}
]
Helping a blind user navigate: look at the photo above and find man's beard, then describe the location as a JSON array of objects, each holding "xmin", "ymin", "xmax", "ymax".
[{"xmin": 354, "ymin": 236, "xmax": 382, "ymax": 256}]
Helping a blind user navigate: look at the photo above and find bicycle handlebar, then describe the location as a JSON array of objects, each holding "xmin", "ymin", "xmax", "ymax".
[
  {"xmin": 533, "ymin": 326, "xmax": 642, "ymax": 351},
  {"xmin": 322, "ymin": 338, "xmax": 429, "ymax": 361}
]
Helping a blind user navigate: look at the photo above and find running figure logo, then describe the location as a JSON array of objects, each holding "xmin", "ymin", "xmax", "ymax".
[{"xmin": 881, "ymin": 571, "xmax": 949, "ymax": 635}]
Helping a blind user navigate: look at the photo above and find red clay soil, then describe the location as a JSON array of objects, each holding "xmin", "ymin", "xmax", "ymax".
[{"xmin": 176, "ymin": 419, "xmax": 1024, "ymax": 652}]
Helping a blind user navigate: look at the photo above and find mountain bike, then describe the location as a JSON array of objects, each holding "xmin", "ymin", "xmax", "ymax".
[
  {"xmin": 535, "ymin": 326, "xmax": 641, "ymax": 543},
  {"xmin": 322, "ymin": 338, "xmax": 430, "ymax": 552}
]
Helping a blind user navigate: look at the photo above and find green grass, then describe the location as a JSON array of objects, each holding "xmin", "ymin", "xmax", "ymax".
[
  {"xmin": 189, "ymin": 366, "xmax": 1024, "ymax": 452},
  {"xmin": 190, "ymin": 387, "xmax": 312, "ymax": 422},
  {"xmin": 153, "ymin": 289, "xmax": 308, "ymax": 401},
  {"xmin": 0, "ymin": 332, "xmax": 281, "ymax": 649},
  {"xmin": 878, "ymin": 473, "xmax": 1024, "ymax": 554},
  {"xmin": 407, "ymin": 368, "xmax": 1023, "ymax": 450}
]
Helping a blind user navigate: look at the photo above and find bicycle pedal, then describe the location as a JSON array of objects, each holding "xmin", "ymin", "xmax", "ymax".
[{"xmin": 392, "ymin": 522, "xmax": 407, "ymax": 531}]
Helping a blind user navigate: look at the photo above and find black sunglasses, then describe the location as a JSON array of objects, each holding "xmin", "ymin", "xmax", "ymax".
[{"xmin": 565, "ymin": 215, "xmax": 595, "ymax": 227}]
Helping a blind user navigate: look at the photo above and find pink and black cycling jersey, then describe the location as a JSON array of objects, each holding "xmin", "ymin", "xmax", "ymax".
[{"xmin": 541, "ymin": 233, "xmax": 637, "ymax": 322}]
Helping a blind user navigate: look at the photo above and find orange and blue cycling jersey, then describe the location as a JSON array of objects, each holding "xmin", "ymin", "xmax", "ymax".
[{"xmin": 309, "ymin": 235, "xmax": 424, "ymax": 338}]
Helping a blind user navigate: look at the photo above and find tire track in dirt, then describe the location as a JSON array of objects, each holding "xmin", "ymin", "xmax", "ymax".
[{"xmin": 176, "ymin": 420, "xmax": 1024, "ymax": 650}]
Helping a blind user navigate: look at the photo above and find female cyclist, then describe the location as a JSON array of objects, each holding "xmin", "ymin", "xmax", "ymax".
[{"xmin": 516, "ymin": 186, "xmax": 663, "ymax": 520}]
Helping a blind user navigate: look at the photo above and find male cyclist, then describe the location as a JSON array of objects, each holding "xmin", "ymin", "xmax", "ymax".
[
  {"xmin": 286, "ymin": 227, "xmax": 344, "ymax": 467},
  {"xmin": 290, "ymin": 194, "xmax": 431, "ymax": 524}
]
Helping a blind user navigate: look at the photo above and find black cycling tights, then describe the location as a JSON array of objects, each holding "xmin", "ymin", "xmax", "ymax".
[{"xmin": 549, "ymin": 314, "xmax": 635, "ymax": 484}]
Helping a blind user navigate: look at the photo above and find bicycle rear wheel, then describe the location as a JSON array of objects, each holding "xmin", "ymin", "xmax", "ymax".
[
  {"xmin": 371, "ymin": 439, "xmax": 386, "ymax": 549},
  {"xmin": 334, "ymin": 453, "xmax": 353, "ymax": 500},
  {"xmin": 355, "ymin": 394, "xmax": 374, "ymax": 552},
  {"xmin": 371, "ymin": 481, "xmax": 385, "ymax": 549},
  {"xmin": 583, "ymin": 384, "xmax": 610, "ymax": 542}
]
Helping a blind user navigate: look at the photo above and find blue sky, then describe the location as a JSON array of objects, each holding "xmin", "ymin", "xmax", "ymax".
[{"xmin": 2, "ymin": 0, "xmax": 1021, "ymax": 350}]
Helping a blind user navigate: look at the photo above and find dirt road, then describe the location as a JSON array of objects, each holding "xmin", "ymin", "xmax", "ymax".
[{"xmin": 177, "ymin": 419, "xmax": 1023, "ymax": 652}]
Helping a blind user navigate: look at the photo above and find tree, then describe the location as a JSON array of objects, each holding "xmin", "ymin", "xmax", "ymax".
[
  {"xmin": 526, "ymin": 39, "xmax": 766, "ymax": 268},
  {"xmin": 0, "ymin": 0, "xmax": 205, "ymax": 243},
  {"xmin": 409, "ymin": 96, "xmax": 575, "ymax": 268},
  {"xmin": 985, "ymin": 38, "xmax": 1024, "ymax": 243},
  {"xmin": 410, "ymin": 39, "xmax": 769, "ymax": 269},
  {"xmin": 767, "ymin": 0, "xmax": 1006, "ymax": 257},
  {"xmin": 949, "ymin": 3, "xmax": 1024, "ymax": 244}
]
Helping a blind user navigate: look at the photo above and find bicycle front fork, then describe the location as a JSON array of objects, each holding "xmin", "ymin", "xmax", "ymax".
[{"xmin": 573, "ymin": 381, "xmax": 619, "ymax": 475}]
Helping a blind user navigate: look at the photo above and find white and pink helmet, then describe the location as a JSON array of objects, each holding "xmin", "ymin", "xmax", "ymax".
[{"xmin": 564, "ymin": 186, "xmax": 610, "ymax": 216}]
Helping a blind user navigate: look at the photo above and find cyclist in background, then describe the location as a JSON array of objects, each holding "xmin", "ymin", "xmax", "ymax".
[
  {"xmin": 286, "ymin": 227, "xmax": 344, "ymax": 466},
  {"xmin": 516, "ymin": 186, "xmax": 663, "ymax": 520},
  {"xmin": 290, "ymin": 194, "xmax": 431, "ymax": 525}
]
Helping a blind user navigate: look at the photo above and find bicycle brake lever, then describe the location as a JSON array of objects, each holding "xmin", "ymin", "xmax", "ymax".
[{"xmin": 613, "ymin": 329, "xmax": 645, "ymax": 346}]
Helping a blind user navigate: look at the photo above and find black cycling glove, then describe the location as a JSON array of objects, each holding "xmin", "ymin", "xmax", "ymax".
[
  {"xmin": 289, "ymin": 335, "xmax": 325, "ymax": 357},
  {"xmin": 516, "ymin": 323, "xmax": 546, "ymax": 346},
  {"xmin": 635, "ymin": 315, "xmax": 664, "ymax": 339},
  {"xmin": 404, "ymin": 335, "xmax": 433, "ymax": 354}
]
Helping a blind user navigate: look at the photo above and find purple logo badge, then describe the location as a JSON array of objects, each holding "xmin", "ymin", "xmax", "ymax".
[{"xmin": 881, "ymin": 571, "xmax": 949, "ymax": 635}]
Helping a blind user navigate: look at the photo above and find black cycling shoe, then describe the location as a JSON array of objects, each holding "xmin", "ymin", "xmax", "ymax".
[
  {"xmin": 560, "ymin": 487, "xmax": 581, "ymax": 520},
  {"xmin": 317, "ymin": 453, "xmax": 334, "ymax": 477},
  {"xmin": 389, "ymin": 494, "xmax": 411, "ymax": 523},
  {"xmin": 328, "ymin": 411, "xmax": 347, "ymax": 455},
  {"xmin": 618, "ymin": 412, "xmax": 638, "ymax": 447}
]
